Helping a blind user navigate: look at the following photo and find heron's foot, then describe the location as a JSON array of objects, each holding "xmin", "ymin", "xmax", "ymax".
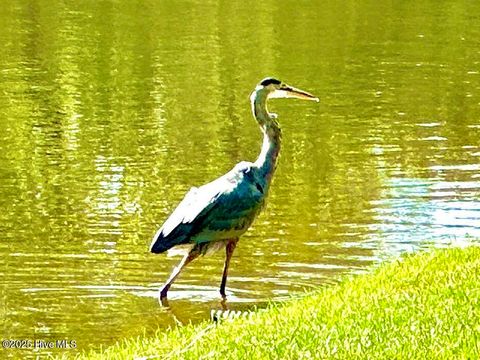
[
  {"xmin": 219, "ymin": 288, "xmax": 230, "ymax": 310},
  {"xmin": 158, "ymin": 286, "xmax": 170, "ymax": 307},
  {"xmin": 159, "ymin": 296, "xmax": 170, "ymax": 308},
  {"xmin": 220, "ymin": 297, "xmax": 228, "ymax": 311}
]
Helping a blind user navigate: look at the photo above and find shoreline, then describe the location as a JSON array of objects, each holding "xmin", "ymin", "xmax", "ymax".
[{"xmin": 70, "ymin": 245, "xmax": 480, "ymax": 359}]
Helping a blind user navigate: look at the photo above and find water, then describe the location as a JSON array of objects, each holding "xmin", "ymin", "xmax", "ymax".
[{"xmin": 1, "ymin": 0, "xmax": 479, "ymax": 357}]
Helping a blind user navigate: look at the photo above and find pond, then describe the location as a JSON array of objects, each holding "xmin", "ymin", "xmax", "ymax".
[{"xmin": 1, "ymin": 0, "xmax": 479, "ymax": 358}]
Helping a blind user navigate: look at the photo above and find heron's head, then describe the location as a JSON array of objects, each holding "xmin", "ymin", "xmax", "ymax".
[{"xmin": 257, "ymin": 77, "xmax": 319, "ymax": 102}]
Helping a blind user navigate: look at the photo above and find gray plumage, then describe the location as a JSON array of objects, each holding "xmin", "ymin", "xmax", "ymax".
[
  {"xmin": 150, "ymin": 161, "xmax": 265, "ymax": 254},
  {"xmin": 150, "ymin": 77, "xmax": 318, "ymax": 303}
]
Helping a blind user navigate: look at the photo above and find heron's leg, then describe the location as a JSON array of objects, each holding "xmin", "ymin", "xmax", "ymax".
[
  {"xmin": 219, "ymin": 239, "xmax": 238, "ymax": 299},
  {"xmin": 160, "ymin": 249, "xmax": 199, "ymax": 301}
]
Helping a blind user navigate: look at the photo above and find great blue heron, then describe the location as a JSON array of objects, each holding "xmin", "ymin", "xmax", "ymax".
[{"xmin": 150, "ymin": 77, "xmax": 318, "ymax": 303}]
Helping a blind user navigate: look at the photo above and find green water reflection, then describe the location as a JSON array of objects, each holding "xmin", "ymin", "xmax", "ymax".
[{"xmin": 1, "ymin": 0, "xmax": 479, "ymax": 357}]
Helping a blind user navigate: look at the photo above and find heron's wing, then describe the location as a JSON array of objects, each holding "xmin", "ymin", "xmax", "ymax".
[
  {"xmin": 150, "ymin": 163, "xmax": 264, "ymax": 253},
  {"xmin": 149, "ymin": 183, "xmax": 223, "ymax": 253},
  {"xmin": 190, "ymin": 177, "xmax": 265, "ymax": 243}
]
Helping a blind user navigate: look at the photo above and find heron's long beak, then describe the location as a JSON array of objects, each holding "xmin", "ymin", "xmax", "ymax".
[{"xmin": 270, "ymin": 84, "xmax": 319, "ymax": 102}]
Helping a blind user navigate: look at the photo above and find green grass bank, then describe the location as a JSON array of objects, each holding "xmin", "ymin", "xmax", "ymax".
[{"xmin": 78, "ymin": 246, "xmax": 480, "ymax": 359}]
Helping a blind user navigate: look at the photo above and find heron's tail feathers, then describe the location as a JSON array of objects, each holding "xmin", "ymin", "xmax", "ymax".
[
  {"xmin": 150, "ymin": 230, "xmax": 172, "ymax": 253},
  {"xmin": 150, "ymin": 226, "xmax": 191, "ymax": 254}
]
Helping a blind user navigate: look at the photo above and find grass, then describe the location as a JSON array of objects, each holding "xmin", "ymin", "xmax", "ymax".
[{"xmin": 75, "ymin": 246, "xmax": 480, "ymax": 359}]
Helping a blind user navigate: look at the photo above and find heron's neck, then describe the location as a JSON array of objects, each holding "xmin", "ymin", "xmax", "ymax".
[{"xmin": 251, "ymin": 89, "xmax": 282, "ymax": 184}]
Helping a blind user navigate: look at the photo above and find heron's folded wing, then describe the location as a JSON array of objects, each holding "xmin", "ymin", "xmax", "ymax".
[
  {"xmin": 149, "ymin": 184, "xmax": 223, "ymax": 253},
  {"xmin": 150, "ymin": 163, "xmax": 263, "ymax": 253}
]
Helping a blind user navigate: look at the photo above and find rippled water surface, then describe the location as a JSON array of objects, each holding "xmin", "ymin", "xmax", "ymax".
[{"xmin": 1, "ymin": 1, "xmax": 480, "ymax": 357}]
